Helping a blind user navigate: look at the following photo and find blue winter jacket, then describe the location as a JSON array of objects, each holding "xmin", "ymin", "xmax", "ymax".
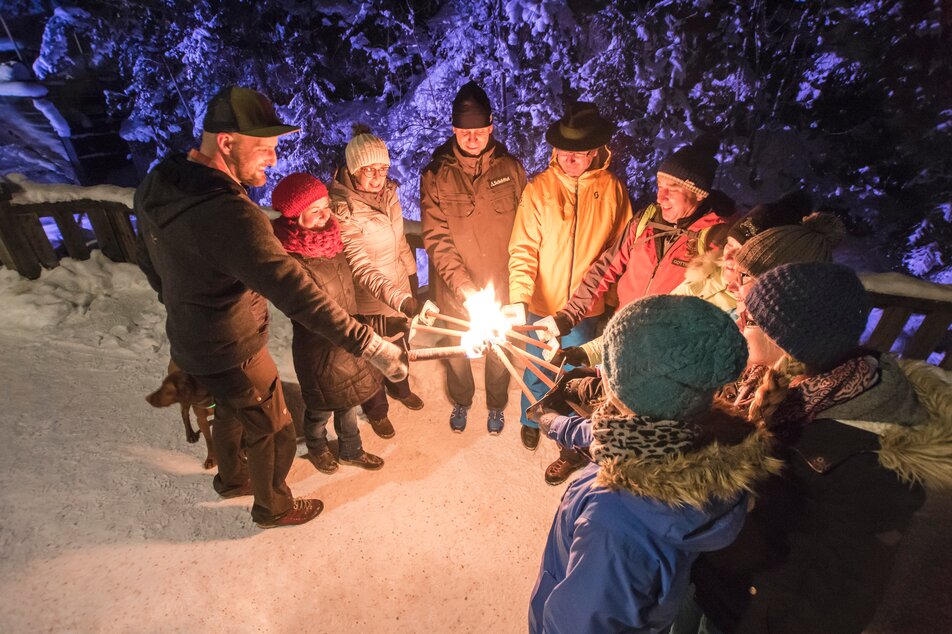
[{"xmin": 529, "ymin": 414, "xmax": 773, "ymax": 633}]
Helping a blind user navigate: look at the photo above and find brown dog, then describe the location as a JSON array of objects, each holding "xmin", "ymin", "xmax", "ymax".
[{"xmin": 146, "ymin": 361, "xmax": 217, "ymax": 469}]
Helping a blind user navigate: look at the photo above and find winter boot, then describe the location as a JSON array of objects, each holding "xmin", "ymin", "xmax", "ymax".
[
  {"xmin": 450, "ymin": 403, "xmax": 469, "ymax": 433},
  {"xmin": 520, "ymin": 425, "xmax": 540, "ymax": 450},
  {"xmin": 544, "ymin": 448, "xmax": 589, "ymax": 486},
  {"xmin": 307, "ymin": 447, "xmax": 339, "ymax": 474},
  {"xmin": 255, "ymin": 498, "xmax": 324, "ymax": 529},
  {"xmin": 388, "ymin": 389, "xmax": 424, "ymax": 411},
  {"xmin": 339, "ymin": 451, "xmax": 385, "ymax": 471},
  {"xmin": 487, "ymin": 409, "xmax": 505, "ymax": 435},
  {"xmin": 213, "ymin": 475, "xmax": 253, "ymax": 499},
  {"xmin": 368, "ymin": 416, "xmax": 395, "ymax": 439}
]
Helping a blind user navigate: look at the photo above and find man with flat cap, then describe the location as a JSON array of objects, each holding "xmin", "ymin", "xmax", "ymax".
[
  {"xmin": 135, "ymin": 86, "xmax": 407, "ymax": 529},
  {"xmin": 507, "ymin": 100, "xmax": 630, "ymax": 481},
  {"xmin": 421, "ymin": 80, "xmax": 527, "ymax": 436}
]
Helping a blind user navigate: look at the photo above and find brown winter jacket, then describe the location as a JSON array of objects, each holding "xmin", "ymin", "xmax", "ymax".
[
  {"xmin": 329, "ymin": 169, "xmax": 415, "ymax": 316},
  {"xmin": 289, "ymin": 251, "xmax": 381, "ymax": 410},
  {"xmin": 421, "ymin": 137, "xmax": 527, "ymax": 316},
  {"xmin": 134, "ymin": 154, "xmax": 374, "ymax": 375}
]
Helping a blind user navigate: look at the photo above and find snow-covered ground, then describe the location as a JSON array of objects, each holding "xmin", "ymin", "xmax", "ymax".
[
  {"xmin": 0, "ymin": 252, "xmax": 566, "ymax": 632},
  {"xmin": 0, "ymin": 253, "xmax": 950, "ymax": 632}
]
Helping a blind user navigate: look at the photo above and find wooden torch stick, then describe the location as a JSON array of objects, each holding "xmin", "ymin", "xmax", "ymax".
[
  {"xmin": 503, "ymin": 341, "xmax": 562, "ymax": 375},
  {"xmin": 505, "ymin": 328, "xmax": 558, "ymax": 352},
  {"xmin": 408, "ymin": 346, "xmax": 473, "ymax": 361},
  {"xmin": 411, "ymin": 323, "xmax": 465, "ymax": 338},
  {"xmin": 517, "ymin": 353, "xmax": 556, "ymax": 388},
  {"xmin": 492, "ymin": 344, "xmax": 535, "ymax": 403},
  {"xmin": 430, "ymin": 312, "xmax": 471, "ymax": 329}
]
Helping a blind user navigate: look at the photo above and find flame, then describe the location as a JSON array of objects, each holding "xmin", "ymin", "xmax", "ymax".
[{"xmin": 461, "ymin": 284, "xmax": 511, "ymax": 358}]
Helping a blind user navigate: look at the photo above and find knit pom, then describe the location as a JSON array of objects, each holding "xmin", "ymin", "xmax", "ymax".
[
  {"xmin": 351, "ymin": 123, "xmax": 372, "ymax": 138},
  {"xmin": 801, "ymin": 212, "xmax": 846, "ymax": 248}
]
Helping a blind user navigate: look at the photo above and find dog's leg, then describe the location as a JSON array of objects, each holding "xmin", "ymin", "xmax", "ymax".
[
  {"xmin": 195, "ymin": 407, "xmax": 216, "ymax": 469},
  {"xmin": 181, "ymin": 403, "xmax": 200, "ymax": 444}
]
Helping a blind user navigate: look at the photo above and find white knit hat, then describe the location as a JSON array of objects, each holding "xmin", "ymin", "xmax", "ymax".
[{"xmin": 345, "ymin": 125, "xmax": 390, "ymax": 173}]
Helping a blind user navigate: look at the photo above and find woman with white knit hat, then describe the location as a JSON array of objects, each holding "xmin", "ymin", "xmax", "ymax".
[{"xmin": 330, "ymin": 125, "xmax": 423, "ymax": 439}]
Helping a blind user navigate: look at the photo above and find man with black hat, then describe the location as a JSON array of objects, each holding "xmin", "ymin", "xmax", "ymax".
[
  {"xmin": 135, "ymin": 86, "xmax": 407, "ymax": 529},
  {"xmin": 421, "ymin": 80, "xmax": 527, "ymax": 435},
  {"xmin": 506, "ymin": 101, "xmax": 629, "ymax": 468}
]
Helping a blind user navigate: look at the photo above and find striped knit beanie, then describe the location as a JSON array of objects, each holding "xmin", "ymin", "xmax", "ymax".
[
  {"xmin": 736, "ymin": 212, "xmax": 845, "ymax": 277},
  {"xmin": 657, "ymin": 136, "xmax": 719, "ymax": 198}
]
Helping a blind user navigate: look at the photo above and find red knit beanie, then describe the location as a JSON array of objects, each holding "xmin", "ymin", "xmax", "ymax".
[{"xmin": 271, "ymin": 172, "xmax": 329, "ymax": 219}]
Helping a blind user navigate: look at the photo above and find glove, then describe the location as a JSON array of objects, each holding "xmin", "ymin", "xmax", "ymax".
[
  {"xmin": 400, "ymin": 295, "xmax": 419, "ymax": 317},
  {"xmin": 385, "ymin": 315, "xmax": 411, "ymax": 338},
  {"xmin": 362, "ymin": 332, "xmax": 409, "ymax": 381},
  {"xmin": 502, "ymin": 302, "xmax": 527, "ymax": 326},
  {"xmin": 525, "ymin": 400, "xmax": 561, "ymax": 434},
  {"xmin": 553, "ymin": 312, "xmax": 574, "ymax": 337},
  {"xmin": 408, "ymin": 273, "xmax": 420, "ymax": 298},
  {"xmin": 550, "ymin": 346, "xmax": 590, "ymax": 367},
  {"xmin": 534, "ymin": 315, "xmax": 561, "ymax": 340}
]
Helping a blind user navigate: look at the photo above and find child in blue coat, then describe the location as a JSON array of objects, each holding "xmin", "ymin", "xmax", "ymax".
[{"xmin": 528, "ymin": 295, "xmax": 780, "ymax": 633}]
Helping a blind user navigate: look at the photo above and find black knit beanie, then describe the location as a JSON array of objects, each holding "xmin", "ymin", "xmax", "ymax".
[
  {"xmin": 657, "ymin": 135, "xmax": 719, "ymax": 197},
  {"xmin": 728, "ymin": 190, "xmax": 813, "ymax": 245},
  {"xmin": 452, "ymin": 81, "xmax": 492, "ymax": 129}
]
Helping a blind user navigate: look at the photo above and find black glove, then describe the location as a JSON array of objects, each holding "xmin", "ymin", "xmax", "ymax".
[
  {"xmin": 385, "ymin": 315, "xmax": 411, "ymax": 338},
  {"xmin": 554, "ymin": 312, "xmax": 575, "ymax": 337},
  {"xmin": 550, "ymin": 346, "xmax": 590, "ymax": 367},
  {"xmin": 400, "ymin": 295, "xmax": 419, "ymax": 317},
  {"xmin": 408, "ymin": 273, "xmax": 420, "ymax": 298}
]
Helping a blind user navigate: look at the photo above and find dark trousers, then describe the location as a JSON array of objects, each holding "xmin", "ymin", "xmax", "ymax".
[
  {"xmin": 193, "ymin": 348, "xmax": 295, "ymax": 523},
  {"xmin": 443, "ymin": 337, "xmax": 510, "ymax": 410},
  {"xmin": 360, "ymin": 375, "xmax": 410, "ymax": 420}
]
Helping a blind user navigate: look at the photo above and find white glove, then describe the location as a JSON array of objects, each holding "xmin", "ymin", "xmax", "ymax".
[
  {"xmin": 502, "ymin": 303, "xmax": 527, "ymax": 326},
  {"xmin": 362, "ymin": 332, "xmax": 409, "ymax": 381},
  {"xmin": 535, "ymin": 315, "xmax": 561, "ymax": 340}
]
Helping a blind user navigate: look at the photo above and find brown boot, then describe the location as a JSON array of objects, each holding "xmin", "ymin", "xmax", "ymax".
[
  {"xmin": 368, "ymin": 417, "xmax": 395, "ymax": 439},
  {"xmin": 521, "ymin": 425, "xmax": 540, "ymax": 450},
  {"xmin": 255, "ymin": 498, "xmax": 324, "ymax": 529},
  {"xmin": 544, "ymin": 448, "xmax": 589, "ymax": 486},
  {"xmin": 340, "ymin": 451, "xmax": 385, "ymax": 471},
  {"xmin": 307, "ymin": 447, "xmax": 339, "ymax": 474}
]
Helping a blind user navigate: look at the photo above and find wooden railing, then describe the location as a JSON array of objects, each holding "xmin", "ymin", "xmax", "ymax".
[{"xmin": 860, "ymin": 273, "xmax": 952, "ymax": 370}]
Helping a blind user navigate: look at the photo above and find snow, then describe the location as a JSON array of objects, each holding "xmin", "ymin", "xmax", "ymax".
[
  {"xmin": 4, "ymin": 173, "xmax": 134, "ymax": 208},
  {"xmin": 861, "ymin": 272, "xmax": 952, "ymax": 303},
  {"xmin": 0, "ymin": 81, "xmax": 47, "ymax": 97},
  {"xmin": 0, "ymin": 252, "xmax": 565, "ymax": 632}
]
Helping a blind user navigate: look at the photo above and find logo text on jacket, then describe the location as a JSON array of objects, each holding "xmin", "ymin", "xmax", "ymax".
[{"xmin": 489, "ymin": 176, "xmax": 512, "ymax": 188}]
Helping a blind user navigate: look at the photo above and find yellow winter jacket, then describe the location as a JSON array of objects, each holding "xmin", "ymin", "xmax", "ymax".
[{"xmin": 508, "ymin": 148, "xmax": 630, "ymax": 317}]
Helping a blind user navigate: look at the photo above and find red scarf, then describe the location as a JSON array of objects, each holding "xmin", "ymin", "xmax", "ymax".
[{"xmin": 272, "ymin": 215, "xmax": 344, "ymax": 259}]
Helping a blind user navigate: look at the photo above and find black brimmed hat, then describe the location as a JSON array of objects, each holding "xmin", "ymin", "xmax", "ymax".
[
  {"xmin": 202, "ymin": 86, "xmax": 300, "ymax": 137},
  {"xmin": 545, "ymin": 101, "xmax": 615, "ymax": 152}
]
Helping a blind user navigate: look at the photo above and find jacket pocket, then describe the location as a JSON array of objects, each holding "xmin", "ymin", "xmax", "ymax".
[
  {"xmin": 490, "ymin": 185, "xmax": 518, "ymax": 215},
  {"xmin": 441, "ymin": 193, "xmax": 474, "ymax": 218},
  {"xmin": 225, "ymin": 378, "xmax": 290, "ymax": 437}
]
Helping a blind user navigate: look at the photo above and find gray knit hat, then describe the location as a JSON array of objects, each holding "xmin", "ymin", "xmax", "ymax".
[
  {"xmin": 735, "ymin": 212, "xmax": 845, "ymax": 277},
  {"xmin": 601, "ymin": 295, "xmax": 748, "ymax": 420},
  {"xmin": 345, "ymin": 124, "xmax": 390, "ymax": 173},
  {"xmin": 746, "ymin": 262, "xmax": 869, "ymax": 371}
]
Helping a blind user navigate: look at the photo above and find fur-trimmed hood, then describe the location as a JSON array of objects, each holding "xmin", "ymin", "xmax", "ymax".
[
  {"xmin": 595, "ymin": 415, "xmax": 783, "ymax": 509},
  {"xmin": 874, "ymin": 359, "xmax": 952, "ymax": 490}
]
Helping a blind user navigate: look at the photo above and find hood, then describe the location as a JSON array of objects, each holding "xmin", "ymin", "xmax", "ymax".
[
  {"xmin": 547, "ymin": 146, "xmax": 612, "ymax": 184},
  {"xmin": 821, "ymin": 353, "xmax": 929, "ymax": 426},
  {"xmin": 134, "ymin": 154, "xmax": 242, "ymax": 228},
  {"xmin": 876, "ymin": 359, "xmax": 952, "ymax": 490},
  {"xmin": 596, "ymin": 420, "xmax": 782, "ymax": 510}
]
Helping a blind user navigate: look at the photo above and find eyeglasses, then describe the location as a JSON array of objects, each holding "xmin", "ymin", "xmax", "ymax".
[
  {"xmin": 359, "ymin": 166, "xmax": 389, "ymax": 177},
  {"xmin": 739, "ymin": 271, "xmax": 755, "ymax": 285},
  {"xmin": 556, "ymin": 150, "xmax": 596, "ymax": 160}
]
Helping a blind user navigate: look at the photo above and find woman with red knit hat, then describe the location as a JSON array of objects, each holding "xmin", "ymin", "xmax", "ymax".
[{"xmin": 271, "ymin": 172, "xmax": 407, "ymax": 474}]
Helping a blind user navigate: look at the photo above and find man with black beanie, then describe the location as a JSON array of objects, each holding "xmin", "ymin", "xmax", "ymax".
[{"xmin": 421, "ymin": 80, "xmax": 527, "ymax": 436}]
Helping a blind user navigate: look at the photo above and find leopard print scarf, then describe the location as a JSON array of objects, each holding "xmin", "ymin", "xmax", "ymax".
[{"xmin": 590, "ymin": 400, "xmax": 702, "ymax": 464}]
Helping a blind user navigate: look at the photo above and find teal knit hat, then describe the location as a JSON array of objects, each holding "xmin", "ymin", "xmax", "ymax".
[{"xmin": 601, "ymin": 296, "xmax": 748, "ymax": 420}]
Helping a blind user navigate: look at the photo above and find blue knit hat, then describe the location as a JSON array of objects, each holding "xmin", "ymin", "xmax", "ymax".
[
  {"xmin": 746, "ymin": 262, "xmax": 869, "ymax": 371},
  {"xmin": 601, "ymin": 296, "xmax": 749, "ymax": 420}
]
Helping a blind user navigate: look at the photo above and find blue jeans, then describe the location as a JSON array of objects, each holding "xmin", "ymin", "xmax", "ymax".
[
  {"xmin": 303, "ymin": 406, "xmax": 363, "ymax": 460},
  {"xmin": 520, "ymin": 311, "xmax": 599, "ymax": 428}
]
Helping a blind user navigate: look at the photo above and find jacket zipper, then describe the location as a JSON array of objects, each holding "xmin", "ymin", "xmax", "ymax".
[{"xmin": 567, "ymin": 179, "xmax": 579, "ymax": 309}]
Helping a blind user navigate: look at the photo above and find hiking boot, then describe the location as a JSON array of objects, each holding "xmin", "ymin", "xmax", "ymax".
[
  {"xmin": 545, "ymin": 450, "xmax": 589, "ymax": 486},
  {"xmin": 256, "ymin": 498, "xmax": 324, "ymax": 529},
  {"xmin": 339, "ymin": 451, "xmax": 385, "ymax": 471},
  {"xmin": 487, "ymin": 409, "xmax": 505, "ymax": 435},
  {"xmin": 390, "ymin": 390, "xmax": 424, "ymax": 411},
  {"xmin": 368, "ymin": 417, "xmax": 395, "ymax": 439},
  {"xmin": 307, "ymin": 447, "xmax": 339, "ymax": 474},
  {"xmin": 214, "ymin": 476, "xmax": 253, "ymax": 499},
  {"xmin": 450, "ymin": 403, "xmax": 469, "ymax": 433},
  {"xmin": 521, "ymin": 425, "xmax": 540, "ymax": 450}
]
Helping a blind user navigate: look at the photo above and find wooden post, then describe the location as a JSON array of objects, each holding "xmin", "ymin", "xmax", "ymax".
[{"xmin": 0, "ymin": 199, "xmax": 41, "ymax": 279}]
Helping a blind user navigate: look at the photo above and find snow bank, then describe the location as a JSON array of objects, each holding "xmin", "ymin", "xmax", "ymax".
[{"xmin": 4, "ymin": 173, "xmax": 134, "ymax": 207}]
